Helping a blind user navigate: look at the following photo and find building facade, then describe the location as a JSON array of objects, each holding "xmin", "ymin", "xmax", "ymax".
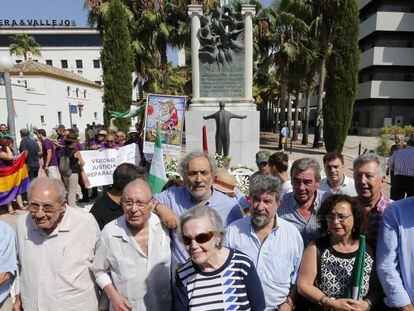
[
  {"xmin": 0, "ymin": 60, "xmax": 104, "ymax": 142},
  {"xmin": 355, "ymin": 0, "xmax": 414, "ymax": 135}
]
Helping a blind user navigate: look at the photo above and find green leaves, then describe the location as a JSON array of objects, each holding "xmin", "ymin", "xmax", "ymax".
[{"xmin": 9, "ymin": 34, "xmax": 42, "ymax": 60}]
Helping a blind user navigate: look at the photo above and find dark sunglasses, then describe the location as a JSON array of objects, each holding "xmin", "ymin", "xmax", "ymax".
[{"xmin": 182, "ymin": 231, "xmax": 215, "ymax": 245}]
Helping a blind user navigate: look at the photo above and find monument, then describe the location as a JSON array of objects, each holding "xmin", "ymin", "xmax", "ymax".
[{"xmin": 185, "ymin": 4, "xmax": 259, "ymax": 168}]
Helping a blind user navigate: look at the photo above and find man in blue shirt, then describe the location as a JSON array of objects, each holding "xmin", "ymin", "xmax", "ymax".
[
  {"xmin": 225, "ymin": 174, "xmax": 303, "ymax": 310},
  {"xmin": 155, "ymin": 151, "xmax": 242, "ymax": 270},
  {"xmin": 0, "ymin": 220, "xmax": 16, "ymax": 309},
  {"xmin": 377, "ymin": 197, "xmax": 414, "ymax": 310},
  {"xmin": 278, "ymin": 157, "xmax": 327, "ymax": 246}
]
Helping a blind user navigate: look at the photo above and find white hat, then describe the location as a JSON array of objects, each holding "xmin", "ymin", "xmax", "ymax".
[{"xmin": 128, "ymin": 126, "xmax": 138, "ymax": 134}]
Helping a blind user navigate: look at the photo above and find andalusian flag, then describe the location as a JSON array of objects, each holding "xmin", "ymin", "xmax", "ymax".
[
  {"xmin": 148, "ymin": 129, "xmax": 167, "ymax": 194},
  {"xmin": 345, "ymin": 235, "xmax": 366, "ymax": 299},
  {"xmin": 0, "ymin": 154, "xmax": 30, "ymax": 205}
]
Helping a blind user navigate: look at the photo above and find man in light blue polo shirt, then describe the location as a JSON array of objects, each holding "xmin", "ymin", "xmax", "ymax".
[
  {"xmin": 155, "ymin": 151, "xmax": 242, "ymax": 270},
  {"xmin": 0, "ymin": 220, "xmax": 17, "ymax": 309},
  {"xmin": 225, "ymin": 174, "xmax": 303, "ymax": 310}
]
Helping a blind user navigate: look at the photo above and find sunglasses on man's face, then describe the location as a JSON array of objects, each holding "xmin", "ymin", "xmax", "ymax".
[{"xmin": 182, "ymin": 231, "xmax": 215, "ymax": 245}]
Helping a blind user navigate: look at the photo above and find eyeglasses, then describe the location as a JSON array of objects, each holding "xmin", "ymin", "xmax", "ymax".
[
  {"xmin": 28, "ymin": 203, "xmax": 57, "ymax": 214},
  {"xmin": 182, "ymin": 231, "xmax": 215, "ymax": 245},
  {"xmin": 257, "ymin": 162, "xmax": 268, "ymax": 167},
  {"xmin": 123, "ymin": 198, "xmax": 152, "ymax": 210},
  {"xmin": 325, "ymin": 214, "xmax": 352, "ymax": 222}
]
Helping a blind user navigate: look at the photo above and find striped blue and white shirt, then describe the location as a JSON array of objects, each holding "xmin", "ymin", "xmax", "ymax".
[{"xmin": 174, "ymin": 248, "xmax": 265, "ymax": 311}]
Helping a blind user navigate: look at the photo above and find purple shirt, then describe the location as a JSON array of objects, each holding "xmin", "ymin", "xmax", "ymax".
[{"xmin": 42, "ymin": 138, "xmax": 58, "ymax": 166}]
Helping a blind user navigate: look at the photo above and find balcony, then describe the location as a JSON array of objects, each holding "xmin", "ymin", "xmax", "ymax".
[
  {"xmin": 360, "ymin": 12, "xmax": 414, "ymax": 40},
  {"xmin": 360, "ymin": 47, "xmax": 414, "ymax": 69},
  {"xmin": 357, "ymin": 80, "xmax": 414, "ymax": 100}
]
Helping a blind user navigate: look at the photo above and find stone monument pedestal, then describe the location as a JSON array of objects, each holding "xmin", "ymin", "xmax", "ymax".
[
  {"xmin": 186, "ymin": 4, "xmax": 259, "ymax": 168},
  {"xmin": 186, "ymin": 100, "xmax": 259, "ymax": 169}
]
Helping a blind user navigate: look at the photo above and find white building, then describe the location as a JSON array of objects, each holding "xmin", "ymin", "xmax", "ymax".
[
  {"xmin": 0, "ymin": 60, "xmax": 103, "ymax": 142},
  {"xmin": 0, "ymin": 27, "xmax": 103, "ymax": 85}
]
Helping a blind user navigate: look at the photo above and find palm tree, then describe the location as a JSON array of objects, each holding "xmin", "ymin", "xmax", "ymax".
[{"xmin": 9, "ymin": 34, "xmax": 42, "ymax": 61}]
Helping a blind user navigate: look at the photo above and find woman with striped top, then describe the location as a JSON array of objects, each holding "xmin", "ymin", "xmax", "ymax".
[{"xmin": 174, "ymin": 205, "xmax": 265, "ymax": 311}]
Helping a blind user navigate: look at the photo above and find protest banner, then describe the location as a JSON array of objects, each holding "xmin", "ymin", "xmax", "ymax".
[
  {"xmin": 143, "ymin": 94, "xmax": 186, "ymax": 156},
  {"xmin": 80, "ymin": 144, "xmax": 140, "ymax": 188}
]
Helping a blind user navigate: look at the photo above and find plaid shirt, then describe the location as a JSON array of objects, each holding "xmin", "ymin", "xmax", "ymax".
[{"xmin": 366, "ymin": 194, "xmax": 393, "ymax": 248}]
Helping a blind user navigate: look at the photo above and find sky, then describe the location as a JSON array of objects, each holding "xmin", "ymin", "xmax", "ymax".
[{"xmin": 1, "ymin": 0, "xmax": 273, "ymax": 64}]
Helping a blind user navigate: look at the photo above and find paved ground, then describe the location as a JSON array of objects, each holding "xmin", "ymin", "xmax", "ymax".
[{"xmin": 1, "ymin": 132, "xmax": 390, "ymax": 227}]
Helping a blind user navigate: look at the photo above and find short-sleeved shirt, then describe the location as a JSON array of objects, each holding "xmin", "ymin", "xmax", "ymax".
[
  {"xmin": 155, "ymin": 186, "xmax": 242, "ymax": 269},
  {"xmin": 318, "ymin": 174, "xmax": 357, "ymax": 196},
  {"xmin": 90, "ymin": 191, "xmax": 123, "ymax": 230},
  {"xmin": 387, "ymin": 146, "xmax": 414, "ymax": 177},
  {"xmin": 225, "ymin": 216, "xmax": 303, "ymax": 309},
  {"xmin": 19, "ymin": 137, "xmax": 39, "ymax": 169},
  {"xmin": 277, "ymin": 190, "xmax": 328, "ymax": 246},
  {"xmin": 42, "ymin": 138, "xmax": 58, "ymax": 166}
]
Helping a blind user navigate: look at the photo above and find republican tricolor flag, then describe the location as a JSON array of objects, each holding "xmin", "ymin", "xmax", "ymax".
[
  {"xmin": 0, "ymin": 154, "xmax": 30, "ymax": 205},
  {"xmin": 148, "ymin": 129, "xmax": 167, "ymax": 194}
]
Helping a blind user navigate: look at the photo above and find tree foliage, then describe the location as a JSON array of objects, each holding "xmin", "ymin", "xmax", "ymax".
[
  {"xmin": 323, "ymin": 0, "xmax": 360, "ymax": 152},
  {"xmin": 9, "ymin": 34, "xmax": 42, "ymax": 60},
  {"xmin": 101, "ymin": 0, "xmax": 134, "ymax": 130}
]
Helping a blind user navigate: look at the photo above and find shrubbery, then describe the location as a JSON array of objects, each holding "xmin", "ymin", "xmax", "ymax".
[
  {"xmin": 376, "ymin": 135, "xmax": 391, "ymax": 157},
  {"xmin": 380, "ymin": 126, "xmax": 414, "ymax": 137}
]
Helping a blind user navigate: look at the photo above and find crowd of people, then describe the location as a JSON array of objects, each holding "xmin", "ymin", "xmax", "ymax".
[
  {"xmin": 0, "ymin": 122, "xmax": 142, "ymax": 214},
  {"xmin": 0, "ymin": 125, "xmax": 413, "ymax": 310}
]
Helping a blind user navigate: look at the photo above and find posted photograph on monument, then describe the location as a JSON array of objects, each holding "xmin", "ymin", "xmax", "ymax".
[{"xmin": 143, "ymin": 94, "xmax": 186, "ymax": 156}]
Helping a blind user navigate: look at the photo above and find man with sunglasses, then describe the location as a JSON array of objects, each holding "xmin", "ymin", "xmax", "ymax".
[
  {"xmin": 249, "ymin": 150, "xmax": 272, "ymax": 182},
  {"xmin": 225, "ymin": 174, "xmax": 303, "ymax": 311},
  {"xmin": 154, "ymin": 151, "xmax": 242, "ymax": 270},
  {"xmin": 13, "ymin": 177, "xmax": 100, "ymax": 311},
  {"xmin": 91, "ymin": 179, "xmax": 172, "ymax": 311}
]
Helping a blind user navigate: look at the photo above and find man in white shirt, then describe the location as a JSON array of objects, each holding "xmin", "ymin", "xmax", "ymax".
[
  {"xmin": 91, "ymin": 179, "xmax": 172, "ymax": 311},
  {"xmin": 319, "ymin": 151, "xmax": 357, "ymax": 196},
  {"xmin": 13, "ymin": 177, "xmax": 99, "ymax": 311}
]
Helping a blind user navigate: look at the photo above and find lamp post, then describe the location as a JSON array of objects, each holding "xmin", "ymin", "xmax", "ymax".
[{"xmin": 0, "ymin": 55, "xmax": 17, "ymax": 153}]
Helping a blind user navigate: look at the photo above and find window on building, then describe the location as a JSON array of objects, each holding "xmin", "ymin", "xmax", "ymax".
[
  {"xmin": 46, "ymin": 59, "xmax": 53, "ymax": 66},
  {"xmin": 61, "ymin": 60, "xmax": 68, "ymax": 69},
  {"xmin": 67, "ymin": 86, "xmax": 71, "ymax": 96},
  {"xmin": 79, "ymin": 107, "xmax": 83, "ymax": 117},
  {"xmin": 95, "ymin": 80, "xmax": 102, "ymax": 85},
  {"xmin": 93, "ymin": 59, "xmax": 100, "ymax": 68},
  {"xmin": 58, "ymin": 111, "xmax": 62, "ymax": 124},
  {"xmin": 76, "ymin": 60, "xmax": 83, "ymax": 69},
  {"xmin": 83, "ymin": 90, "xmax": 87, "ymax": 99},
  {"xmin": 76, "ymin": 88, "xmax": 79, "ymax": 98},
  {"xmin": 40, "ymin": 115, "xmax": 45, "ymax": 123},
  {"xmin": 94, "ymin": 112, "xmax": 98, "ymax": 119}
]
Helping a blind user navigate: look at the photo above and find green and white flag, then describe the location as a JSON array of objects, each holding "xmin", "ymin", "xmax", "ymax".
[{"xmin": 148, "ymin": 130, "xmax": 167, "ymax": 194}]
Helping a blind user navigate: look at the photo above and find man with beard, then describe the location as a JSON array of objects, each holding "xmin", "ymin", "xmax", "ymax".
[
  {"xmin": 278, "ymin": 158, "xmax": 328, "ymax": 246},
  {"xmin": 225, "ymin": 175, "xmax": 303, "ymax": 311},
  {"xmin": 155, "ymin": 151, "xmax": 242, "ymax": 270},
  {"xmin": 91, "ymin": 179, "xmax": 172, "ymax": 311},
  {"xmin": 319, "ymin": 151, "xmax": 357, "ymax": 196},
  {"xmin": 353, "ymin": 154, "xmax": 392, "ymax": 250},
  {"xmin": 13, "ymin": 177, "xmax": 99, "ymax": 311}
]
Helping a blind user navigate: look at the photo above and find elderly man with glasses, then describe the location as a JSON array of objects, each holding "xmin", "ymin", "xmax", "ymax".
[
  {"xmin": 91, "ymin": 179, "xmax": 172, "ymax": 311},
  {"xmin": 13, "ymin": 177, "xmax": 100, "ymax": 311}
]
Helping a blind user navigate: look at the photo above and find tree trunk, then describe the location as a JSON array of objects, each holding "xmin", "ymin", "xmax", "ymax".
[
  {"xmin": 293, "ymin": 91, "xmax": 299, "ymax": 141},
  {"xmin": 301, "ymin": 81, "xmax": 312, "ymax": 145},
  {"xmin": 287, "ymin": 93, "xmax": 292, "ymax": 139},
  {"xmin": 275, "ymin": 97, "xmax": 280, "ymax": 134},
  {"xmin": 313, "ymin": 56, "xmax": 326, "ymax": 148},
  {"xmin": 278, "ymin": 77, "xmax": 287, "ymax": 150},
  {"xmin": 159, "ymin": 39, "xmax": 168, "ymax": 93}
]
